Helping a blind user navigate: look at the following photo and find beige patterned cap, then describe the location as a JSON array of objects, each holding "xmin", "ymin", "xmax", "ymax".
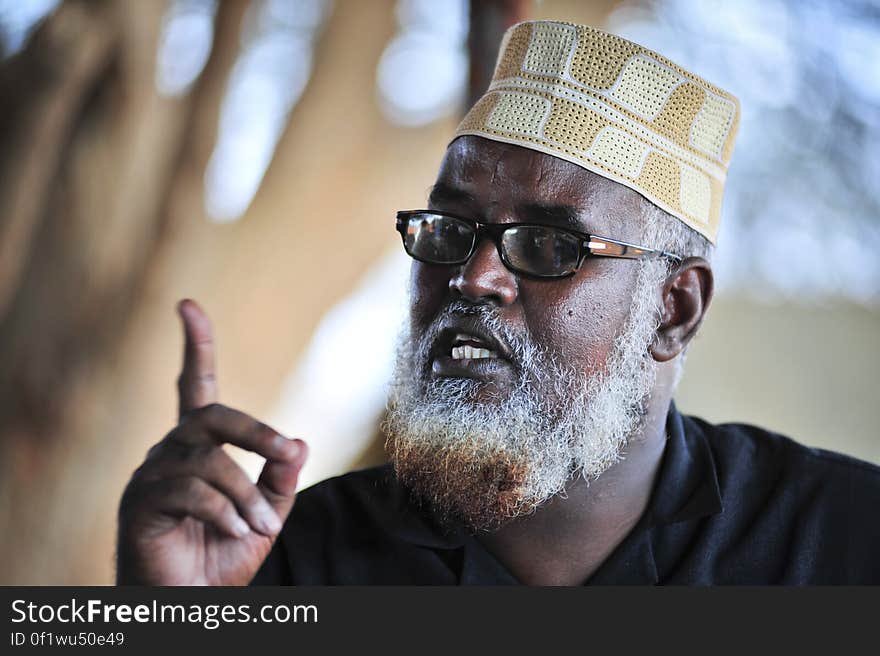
[{"xmin": 453, "ymin": 21, "xmax": 740, "ymax": 243}]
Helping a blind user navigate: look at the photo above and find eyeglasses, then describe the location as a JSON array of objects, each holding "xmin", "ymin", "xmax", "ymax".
[{"xmin": 396, "ymin": 210, "xmax": 682, "ymax": 279}]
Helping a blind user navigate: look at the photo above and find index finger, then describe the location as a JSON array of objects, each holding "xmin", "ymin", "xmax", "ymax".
[{"xmin": 177, "ymin": 299, "xmax": 218, "ymax": 418}]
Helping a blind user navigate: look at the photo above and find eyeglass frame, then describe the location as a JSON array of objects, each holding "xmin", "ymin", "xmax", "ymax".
[{"xmin": 395, "ymin": 209, "xmax": 683, "ymax": 280}]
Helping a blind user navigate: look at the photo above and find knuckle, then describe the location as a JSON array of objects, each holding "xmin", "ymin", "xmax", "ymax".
[
  {"xmin": 129, "ymin": 462, "xmax": 165, "ymax": 487},
  {"xmin": 197, "ymin": 402, "xmax": 226, "ymax": 422},
  {"xmin": 177, "ymin": 407, "xmax": 198, "ymax": 425},
  {"xmin": 145, "ymin": 439, "xmax": 166, "ymax": 461},
  {"xmin": 120, "ymin": 472, "xmax": 175, "ymax": 515},
  {"xmin": 176, "ymin": 475, "xmax": 203, "ymax": 499},
  {"xmin": 164, "ymin": 426, "xmax": 201, "ymax": 453},
  {"xmin": 128, "ymin": 438, "xmax": 179, "ymax": 484},
  {"xmin": 178, "ymin": 403, "xmax": 225, "ymax": 430},
  {"xmin": 146, "ymin": 428, "xmax": 184, "ymax": 458}
]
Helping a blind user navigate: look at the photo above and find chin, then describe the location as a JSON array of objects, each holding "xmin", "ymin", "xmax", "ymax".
[
  {"xmin": 387, "ymin": 435, "xmax": 544, "ymax": 532},
  {"xmin": 428, "ymin": 375, "xmax": 511, "ymax": 406}
]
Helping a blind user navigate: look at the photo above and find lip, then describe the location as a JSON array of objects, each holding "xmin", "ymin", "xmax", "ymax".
[{"xmin": 432, "ymin": 353, "xmax": 513, "ymax": 381}]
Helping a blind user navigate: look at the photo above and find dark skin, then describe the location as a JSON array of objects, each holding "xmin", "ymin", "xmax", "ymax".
[
  {"xmin": 412, "ymin": 136, "xmax": 713, "ymax": 585},
  {"xmin": 115, "ymin": 135, "xmax": 711, "ymax": 586},
  {"xmin": 116, "ymin": 300, "xmax": 309, "ymax": 585}
]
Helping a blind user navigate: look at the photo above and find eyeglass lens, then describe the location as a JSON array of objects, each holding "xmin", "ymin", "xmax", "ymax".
[
  {"xmin": 402, "ymin": 214, "xmax": 474, "ymax": 264},
  {"xmin": 500, "ymin": 225, "xmax": 581, "ymax": 276},
  {"xmin": 401, "ymin": 213, "xmax": 582, "ymax": 277}
]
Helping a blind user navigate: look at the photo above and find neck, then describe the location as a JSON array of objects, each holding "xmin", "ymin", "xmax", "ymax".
[{"xmin": 476, "ymin": 392, "xmax": 672, "ymax": 585}]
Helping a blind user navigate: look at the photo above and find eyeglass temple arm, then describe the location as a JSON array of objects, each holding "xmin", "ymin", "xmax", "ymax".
[{"xmin": 586, "ymin": 235, "xmax": 682, "ymax": 263}]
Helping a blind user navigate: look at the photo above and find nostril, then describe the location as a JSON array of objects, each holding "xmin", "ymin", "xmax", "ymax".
[{"xmin": 449, "ymin": 242, "xmax": 518, "ymax": 305}]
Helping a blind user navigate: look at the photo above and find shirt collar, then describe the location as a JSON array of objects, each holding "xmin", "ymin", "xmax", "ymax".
[
  {"xmin": 586, "ymin": 400, "xmax": 723, "ymax": 584},
  {"xmin": 647, "ymin": 399, "xmax": 723, "ymax": 526}
]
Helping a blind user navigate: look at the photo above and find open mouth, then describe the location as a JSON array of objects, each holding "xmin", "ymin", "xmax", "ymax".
[
  {"xmin": 450, "ymin": 333, "xmax": 499, "ymax": 361},
  {"xmin": 428, "ymin": 319, "xmax": 515, "ymax": 383}
]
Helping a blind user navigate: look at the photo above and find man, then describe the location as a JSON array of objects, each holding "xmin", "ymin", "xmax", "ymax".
[{"xmin": 117, "ymin": 21, "xmax": 880, "ymax": 585}]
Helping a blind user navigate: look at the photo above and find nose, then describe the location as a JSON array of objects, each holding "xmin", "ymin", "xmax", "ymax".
[{"xmin": 449, "ymin": 238, "xmax": 518, "ymax": 306}]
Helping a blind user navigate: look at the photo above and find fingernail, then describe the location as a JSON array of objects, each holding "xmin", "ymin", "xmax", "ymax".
[
  {"xmin": 275, "ymin": 434, "xmax": 300, "ymax": 458},
  {"xmin": 232, "ymin": 516, "xmax": 250, "ymax": 537},
  {"xmin": 259, "ymin": 509, "xmax": 282, "ymax": 534}
]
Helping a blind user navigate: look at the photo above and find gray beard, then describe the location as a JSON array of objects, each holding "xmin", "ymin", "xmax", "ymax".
[{"xmin": 384, "ymin": 261, "xmax": 665, "ymax": 531}]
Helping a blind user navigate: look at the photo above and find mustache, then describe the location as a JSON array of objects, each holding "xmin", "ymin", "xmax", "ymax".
[{"xmin": 414, "ymin": 300, "xmax": 535, "ymax": 368}]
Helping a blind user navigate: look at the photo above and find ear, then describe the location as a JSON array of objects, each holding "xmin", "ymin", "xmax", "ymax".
[{"xmin": 650, "ymin": 257, "xmax": 714, "ymax": 362}]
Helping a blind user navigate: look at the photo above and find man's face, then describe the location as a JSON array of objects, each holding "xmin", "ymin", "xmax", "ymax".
[
  {"xmin": 411, "ymin": 136, "xmax": 648, "ymax": 391},
  {"xmin": 385, "ymin": 136, "xmax": 665, "ymax": 529}
]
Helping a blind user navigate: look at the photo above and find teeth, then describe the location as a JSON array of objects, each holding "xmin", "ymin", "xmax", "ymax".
[{"xmin": 451, "ymin": 345, "xmax": 497, "ymax": 360}]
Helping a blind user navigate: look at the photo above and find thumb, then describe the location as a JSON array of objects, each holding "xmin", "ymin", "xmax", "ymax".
[{"xmin": 258, "ymin": 439, "xmax": 309, "ymax": 521}]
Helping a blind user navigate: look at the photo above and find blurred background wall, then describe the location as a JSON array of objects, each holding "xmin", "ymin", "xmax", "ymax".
[{"xmin": 0, "ymin": 0, "xmax": 877, "ymax": 584}]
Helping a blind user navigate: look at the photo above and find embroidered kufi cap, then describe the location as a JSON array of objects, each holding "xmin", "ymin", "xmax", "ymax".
[{"xmin": 454, "ymin": 21, "xmax": 740, "ymax": 244}]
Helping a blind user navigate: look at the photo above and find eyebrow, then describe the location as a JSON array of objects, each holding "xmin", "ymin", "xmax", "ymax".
[
  {"xmin": 427, "ymin": 183, "xmax": 477, "ymax": 208},
  {"xmin": 428, "ymin": 184, "xmax": 586, "ymax": 231},
  {"xmin": 516, "ymin": 202, "xmax": 583, "ymax": 230}
]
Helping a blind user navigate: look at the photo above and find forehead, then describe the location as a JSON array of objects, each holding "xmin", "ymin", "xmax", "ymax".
[{"xmin": 434, "ymin": 136, "xmax": 644, "ymax": 237}]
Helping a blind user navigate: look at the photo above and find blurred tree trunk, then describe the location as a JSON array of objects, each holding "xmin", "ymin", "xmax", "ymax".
[
  {"xmin": 467, "ymin": 0, "xmax": 532, "ymax": 109},
  {"xmin": 0, "ymin": 0, "xmax": 250, "ymax": 583},
  {"xmin": 0, "ymin": 0, "xmax": 248, "ymax": 439}
]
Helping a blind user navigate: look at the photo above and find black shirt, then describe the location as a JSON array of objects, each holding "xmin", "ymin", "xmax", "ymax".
[{"xmin": 252, "ymin": 402, "xmax": 880, "ymax": 584}]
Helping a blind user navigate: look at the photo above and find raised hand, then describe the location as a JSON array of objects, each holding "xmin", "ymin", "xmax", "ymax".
[{"xmin": 116, "ymin": 299, "xmax": 307, "ymax": 585}]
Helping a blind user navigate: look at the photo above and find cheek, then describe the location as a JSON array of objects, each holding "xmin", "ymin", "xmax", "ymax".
[
  {"xmin": 521, "ymin": 272, "xmax": 632, "ymax": 372},
  {"xmin": 409, "ymin": 262, "xmax": 453, "ymax": 330}
]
